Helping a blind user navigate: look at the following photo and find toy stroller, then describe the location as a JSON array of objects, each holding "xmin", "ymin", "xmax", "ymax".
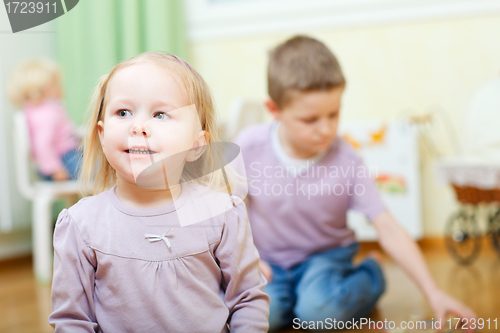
[
  {"xmin": 439, "ymin": 159, "xmax": 500, "ymax": 264},
  {"xmin": 437, "ymin": 77, "xmax": 500, "ymax": 265}
]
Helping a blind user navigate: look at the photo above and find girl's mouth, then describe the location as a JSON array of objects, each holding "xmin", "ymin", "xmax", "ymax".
[{"xmin": 125, "ymin": 148, "xmax": 157, "ymax": 154}]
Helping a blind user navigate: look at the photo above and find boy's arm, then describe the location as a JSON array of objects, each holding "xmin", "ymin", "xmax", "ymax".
[{"xmin": 373, "ymin": 210, "xmax": 476, "ymax": 331}]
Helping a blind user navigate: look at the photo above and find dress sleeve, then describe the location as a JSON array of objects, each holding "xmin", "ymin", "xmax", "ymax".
[
  {"xmin": 214, "ymin": 197, "xmax": 270, "ymax": 332},
  {"xmin": 349, "ymin": 155, "xmax": 387, "ymax": 222},
  {"xmin": 49, "ymin": 209, "xmax": 98, "ymax": 332}
]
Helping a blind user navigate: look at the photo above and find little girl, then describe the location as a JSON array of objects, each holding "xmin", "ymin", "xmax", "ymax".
[
  {"xmin": 48, "ymin": 52, "xmax": 270, "ymax": 332},
  {"xmin": 7, "ymin": 59, "xmax": 81, "ymax": 181}
]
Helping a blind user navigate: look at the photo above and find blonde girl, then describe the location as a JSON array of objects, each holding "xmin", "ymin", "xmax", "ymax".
[
  {"xmin": 7, "ymin": 59, "xmax": 81, "ymax": 181},
  {"xmin": 49, "ymin": 52, "xmax": 269, "ymax": 332}
]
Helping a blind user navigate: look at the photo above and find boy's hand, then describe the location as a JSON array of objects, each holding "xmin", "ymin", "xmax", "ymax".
[
  {"xmin": 259, "ymin": 260, "xmax": 273, "ymax": 282},
  {"xmin": 428, "ymin": 288, "xmax": 477, "ymax": 332},
  {"xmin": 51, "ymin": 168, "xmax": 70, "ymax": 181}
]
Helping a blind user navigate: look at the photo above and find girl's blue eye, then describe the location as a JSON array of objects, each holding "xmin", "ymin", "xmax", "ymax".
[
  {"xmin": 154, "ymin": 112, "xmax": 171, "ymax": 120},
  {"xmin": 118, "ymin": 110, "xmax": 131, "ymax": 117}
]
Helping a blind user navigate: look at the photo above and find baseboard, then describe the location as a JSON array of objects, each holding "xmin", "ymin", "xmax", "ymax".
[
  {"xmin": 0, "ymin": 254, "xmax": 32, "ymax": 269},
  {"xmin": 357, "ymin": 235, "xmax": 498, "ymax": 259},
  {"xmin": 0, "ymin": 229, "xmax": 32, "ymax": 261}
]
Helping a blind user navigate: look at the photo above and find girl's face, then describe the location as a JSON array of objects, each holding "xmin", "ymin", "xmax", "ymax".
[
  {"xmin": 44, "ymin": 75, "xmax": 62, "ymax": 100},
  {"xmin": 98, "ymin": 62, "xmax": 205, "ymax": 188}
]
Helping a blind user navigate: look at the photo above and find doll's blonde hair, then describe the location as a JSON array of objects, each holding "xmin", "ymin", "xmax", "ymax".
[
  {"xmin": 7, "ymin": 58, "xmax": 61, "ymax": 108},
  {"xmin": 79, "ymin": 52, "xmax": 228, "ymax": 196}
]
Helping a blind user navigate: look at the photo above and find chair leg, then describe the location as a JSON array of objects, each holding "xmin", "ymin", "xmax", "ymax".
[{"xmin": 32, "ymin": 192, "xmax": 54, "ymax": 285}]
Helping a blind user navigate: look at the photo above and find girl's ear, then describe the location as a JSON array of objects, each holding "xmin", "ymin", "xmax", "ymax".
[
  {"xmin": 97, "ymin": 120, "xmax": 105, "ymax": 151},
  {"xmin": 186, "ymin": 131, "xmax": 207, "ymax": 162}
]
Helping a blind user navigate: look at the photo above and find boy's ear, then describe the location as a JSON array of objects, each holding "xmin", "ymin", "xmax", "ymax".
[
  {"xmin": 186, "ymin": 131, "xmax": 207, "ymax": 162},
  {"xmin": 265, "ymin": 98, "xmax": 280, "ymax": 120}
]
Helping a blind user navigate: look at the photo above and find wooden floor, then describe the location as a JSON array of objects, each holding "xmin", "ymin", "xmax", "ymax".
[{"xmin": 0, "ymin": 239, "xmax": 499, "ymax": 333}]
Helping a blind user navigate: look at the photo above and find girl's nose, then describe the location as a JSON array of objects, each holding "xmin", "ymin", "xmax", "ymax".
[{"xmin": 130, "ymin": 122, "xmax": 151, "ymax": 137}]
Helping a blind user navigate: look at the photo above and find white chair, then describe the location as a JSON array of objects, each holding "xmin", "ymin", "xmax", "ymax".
[
  {"xmin": 224, "ymin": 98, "xmax": 269, "ymax": 141},
  {"xmin": 13, "ymin": 112, "xmax": 81, "ymax": 284}
]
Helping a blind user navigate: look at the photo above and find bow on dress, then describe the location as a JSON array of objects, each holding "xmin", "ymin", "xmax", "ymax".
[{"xmin": 144, "ymin": 228, "xmax": 174, "ymax": 248}]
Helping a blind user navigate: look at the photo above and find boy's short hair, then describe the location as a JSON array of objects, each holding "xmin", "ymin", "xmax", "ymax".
[{"xmin": 268, "ymin": 35, "xmax": 346, "ymax": 108}]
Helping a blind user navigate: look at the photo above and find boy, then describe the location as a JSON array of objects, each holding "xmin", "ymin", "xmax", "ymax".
[{"xmin": 234, "ymin": 36, "xmax": 476, "ymax": 332}]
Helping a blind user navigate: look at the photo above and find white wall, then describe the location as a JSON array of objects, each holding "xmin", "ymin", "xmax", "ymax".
[
  {"xmin": 186, "ymin": 1, "xmax": 500, "ymax": 237},
  {"xmin": 0, "ymin": 12, "xmax": 56, "ymax": 258}
]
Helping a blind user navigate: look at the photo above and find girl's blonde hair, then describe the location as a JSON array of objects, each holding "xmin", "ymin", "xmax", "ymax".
[
  {"xmin": 7, "ymin": 58, "xmax": 61, "ymax": 108},
  {"xmin": 80, "ymin": 52, "xmax": 228, "ymax": 196}
]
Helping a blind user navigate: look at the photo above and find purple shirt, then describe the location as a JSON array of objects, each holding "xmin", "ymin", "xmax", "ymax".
[
  {"xmin": 234, "ymin": 122, "xmax": 386, "ymax": 269},
  {"xmin": 49, "ymin": 184, "xmax": 269, "ymax": 332},
  {"xmin": 24, "ymin": 99, "xmax": 79, "ymax": 176}
]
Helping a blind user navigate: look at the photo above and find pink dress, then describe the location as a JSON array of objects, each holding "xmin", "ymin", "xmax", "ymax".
[
  {"xmin": 49, "ymin": 183, "xmax": 270, "ymax": 332},
  {"xmin": 24, "ymin": 99, "xmax": 79, "ymax": 176}
]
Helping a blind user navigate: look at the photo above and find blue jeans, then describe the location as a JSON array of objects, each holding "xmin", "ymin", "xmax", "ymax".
[
  {"xmin": 266, "ymin": 243, "xmax": 386, "ymax": 332},
  {"xmin": 38, "ymin": 149, "xmax": 82, "ymax": 181}
]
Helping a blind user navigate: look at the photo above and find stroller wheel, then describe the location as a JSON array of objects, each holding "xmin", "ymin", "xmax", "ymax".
[
  {"xmin": 445, "ymin": 209, "xmax": 481, "ymax": 265},
  {"xmin": 489, "ymin": 208, "xmax": 500, "ymax": 259}
]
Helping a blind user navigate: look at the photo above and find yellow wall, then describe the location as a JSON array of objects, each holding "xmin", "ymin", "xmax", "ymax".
[{"xmin": 189, "ymin": 14, "xmax": 500, "ymax": 237}]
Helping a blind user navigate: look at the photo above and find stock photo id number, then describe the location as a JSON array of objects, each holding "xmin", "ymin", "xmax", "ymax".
[
  {"xmin": 3, "ymin": 0, "xmax": 78, "ymax": 32},
  {"xmin": 5, "ymin": 1, "xmax": 58, "ymax": 13},
  {"xmin": 445, "ymin": 317, "xmax": 498, "ymax": 331}
]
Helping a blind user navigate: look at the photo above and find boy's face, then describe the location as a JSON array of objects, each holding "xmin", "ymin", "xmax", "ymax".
[{"xmin": 267, "ymin": 87, "xmax": 343, "ymax": 159}]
